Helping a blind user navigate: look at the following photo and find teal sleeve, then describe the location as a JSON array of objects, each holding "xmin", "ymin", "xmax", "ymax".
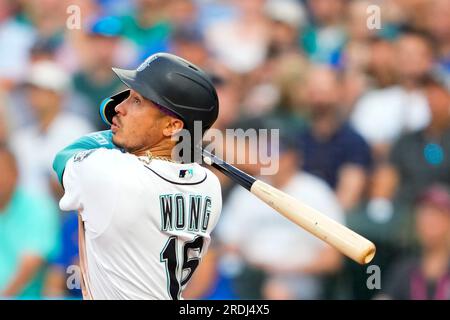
[{"xmin": 53, "ymin": 130, "xmax": 118, "ymax": 185}]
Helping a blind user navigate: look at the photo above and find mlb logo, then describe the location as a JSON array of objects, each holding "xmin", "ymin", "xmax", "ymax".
[{"xmin": 179, "ymin": 169, "xmax": 193, "ymax": 179}]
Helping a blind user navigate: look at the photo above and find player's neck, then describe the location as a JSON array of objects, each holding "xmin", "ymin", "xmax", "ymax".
[
  {"xmin": 134, "ymin": 149, "xmax": 172, "ymax": 159},
  {"xmin": 131, "ymin": 141, "xmax": 175, "ymax": 161}
]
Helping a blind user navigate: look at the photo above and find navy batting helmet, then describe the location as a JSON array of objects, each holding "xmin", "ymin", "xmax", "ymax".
[{"xmin": 100, "ymin": 52, "xmax": 219, "ymax": 139}]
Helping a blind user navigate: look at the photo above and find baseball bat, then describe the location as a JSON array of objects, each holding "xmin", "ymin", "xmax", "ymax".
[{"xmin": 201, "ymin": 149, "xmax": 376, "ymax": 265}]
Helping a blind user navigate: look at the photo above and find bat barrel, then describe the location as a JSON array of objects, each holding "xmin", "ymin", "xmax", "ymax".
[
  {"xmin": 202, "ymin": 149, "xmax": 376, "ymax": 265},
  {"xmin": 251, "ymin": 180, "xmax": 376, "ymax": 265}
]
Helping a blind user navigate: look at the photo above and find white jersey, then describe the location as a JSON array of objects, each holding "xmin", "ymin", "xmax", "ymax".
[{"xmin": 59, "ymin": 148, "xmax": 222, "ymax": 300}]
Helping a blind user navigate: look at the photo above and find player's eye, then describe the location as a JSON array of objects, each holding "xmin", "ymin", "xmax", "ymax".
[{"xmin": 133, "ymin": 97, "xmax": 141, "ymax": 105}]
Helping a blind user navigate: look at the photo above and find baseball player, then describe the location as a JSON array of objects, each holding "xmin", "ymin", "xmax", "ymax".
[{"xmin": 52, "ymin": 53, "xmax": 222, "ymax": 300}]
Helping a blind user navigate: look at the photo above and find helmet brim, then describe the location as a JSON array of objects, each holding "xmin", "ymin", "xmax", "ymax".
[
  {"xmin": 112, "ymin": 67, "xmax": 147, "ymax": 96},
  {"xmin": 112, "ymin": 67, "xmax": 187, "ymax": 121}
]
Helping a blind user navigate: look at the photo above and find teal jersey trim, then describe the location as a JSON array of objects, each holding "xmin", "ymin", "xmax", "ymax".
[{"xmin": 53, "ymin": 130, "xmax": 118, "ymax": 185}]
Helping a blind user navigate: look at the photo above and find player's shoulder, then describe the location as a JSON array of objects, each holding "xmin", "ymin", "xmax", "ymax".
[
  {"xmin": 199, "ymin": 163, "xmax": 221, "ymax": 186},
  {"xmin": 142, "ymin": 159, "xmax": 221, "ymax": 189},
  {"xmin": 69, "ymin": 148, "xmax": 140, "ymax": 175},
  {"xmin": 63, "ymin": 148, "xmax": 142, "ymax": 198},
  {"xmin": 192, "ymin": 162, "xmax": 222, "ymax": 193},
  {"xmin": 72, "ymin": 147, "xmax": 127, "ymax": 162}
]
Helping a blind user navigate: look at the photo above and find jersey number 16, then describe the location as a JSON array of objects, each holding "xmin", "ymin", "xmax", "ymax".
[{"xmin": 160, "ymin": 236, "xmax": 204, "ymax": 300}]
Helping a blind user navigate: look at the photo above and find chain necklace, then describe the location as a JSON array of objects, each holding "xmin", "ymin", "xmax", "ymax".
[{"xmin": 143, "ymin": 150, "xmax": 176, "ymax": 163}]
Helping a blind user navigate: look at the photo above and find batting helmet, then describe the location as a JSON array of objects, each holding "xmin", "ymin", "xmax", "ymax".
[{"xmin": 99, "ymin": 52, "xmax": 219, "ymax": 139}]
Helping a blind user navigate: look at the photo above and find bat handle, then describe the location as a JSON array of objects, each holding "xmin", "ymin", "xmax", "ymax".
[{"xmin": 201, "ymin": 148, "xmax": 256, "ymax": 190}]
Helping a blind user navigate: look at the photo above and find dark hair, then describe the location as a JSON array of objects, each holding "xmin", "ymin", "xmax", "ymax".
[{"xmin": 152, "ymin": 101, "xmax": 183, "ymax": 121}]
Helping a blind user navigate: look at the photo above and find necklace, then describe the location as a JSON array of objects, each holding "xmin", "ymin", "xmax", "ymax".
[{"xmin": 143, "ymin": 150, "xmax": 176, "ymax": 163}]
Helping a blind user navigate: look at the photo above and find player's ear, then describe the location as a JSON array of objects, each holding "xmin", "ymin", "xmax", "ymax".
[{"xmin": 162, "ymin": 117, "xmax": 184, "ymax": 137}]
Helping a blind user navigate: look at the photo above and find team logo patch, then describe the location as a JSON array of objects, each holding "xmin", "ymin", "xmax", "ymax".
[
  {"xmin": 74, "ymin": 150, "xmax": 95, "ymax": 162},
  {"xmin": 179, "ymin": 169, "xmax": 194, "ymax": 179}
]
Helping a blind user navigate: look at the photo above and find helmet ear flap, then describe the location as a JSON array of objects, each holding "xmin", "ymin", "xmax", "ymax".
[{"xmin": 99, "ymin": 90, "xmax": 130, "ymax": 125}]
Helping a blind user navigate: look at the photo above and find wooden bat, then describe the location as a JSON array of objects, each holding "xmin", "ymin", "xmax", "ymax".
[{"xmin": 201, "ymin": 149, "xmax": 376, "ymax": 265}]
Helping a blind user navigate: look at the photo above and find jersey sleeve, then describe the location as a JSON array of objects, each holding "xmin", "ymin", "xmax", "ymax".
[
  {"xmin": 53, "ymin": 130, "xmax": 117, "ymax": 186},
  {"xmin": 59, "ymin": 148, "xmax": 124, "ymax": 237}
]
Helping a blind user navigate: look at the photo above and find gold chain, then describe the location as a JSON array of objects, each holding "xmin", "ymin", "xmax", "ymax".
[{"xmin": 145, "ymin": 150, "xmax": 176, "ymax": 163}]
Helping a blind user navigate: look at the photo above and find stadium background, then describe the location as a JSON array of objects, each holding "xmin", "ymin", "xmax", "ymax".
[{"xmin": 1, "ymin": 0, "xmax": 450, "ymax": 300}]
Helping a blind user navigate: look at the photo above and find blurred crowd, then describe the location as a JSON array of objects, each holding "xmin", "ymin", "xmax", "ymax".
[{"xmin": 1, "ymin": 0, "xmax": 450, "ymax": 300}]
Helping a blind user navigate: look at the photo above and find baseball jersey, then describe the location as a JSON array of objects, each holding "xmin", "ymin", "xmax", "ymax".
[{"xmin": 59, "ymin": 148, "xmax": 222, "ymax": 300}]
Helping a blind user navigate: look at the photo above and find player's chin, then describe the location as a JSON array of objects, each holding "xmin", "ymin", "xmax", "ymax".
[{"xmin": 112, "ymin": 132, "xmax": 125, "ymax": 148}]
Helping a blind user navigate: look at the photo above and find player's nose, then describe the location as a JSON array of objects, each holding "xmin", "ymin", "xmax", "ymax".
[{"xmin": 115, "ymin": 97, "xmax": 127, "ymax": 116}]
